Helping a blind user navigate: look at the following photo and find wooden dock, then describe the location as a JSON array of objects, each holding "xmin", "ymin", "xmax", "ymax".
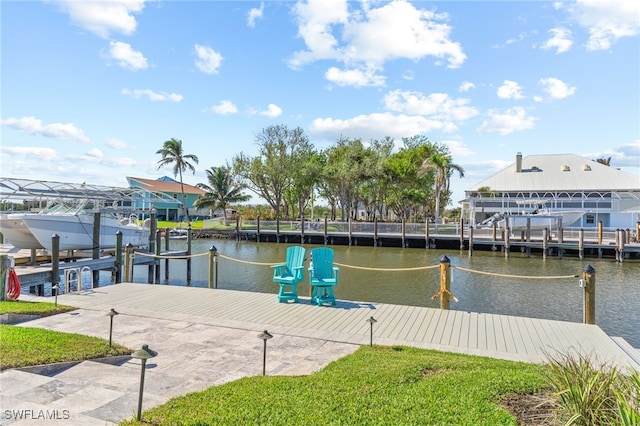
[{"xmin": 30, "ymin": 283, "xmax": 640, "ymax": 371}]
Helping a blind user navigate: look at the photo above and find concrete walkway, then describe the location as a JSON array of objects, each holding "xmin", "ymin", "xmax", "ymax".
[{"xmin": 2, "ymin": 283, "xmax": 638, "ymax": 425}]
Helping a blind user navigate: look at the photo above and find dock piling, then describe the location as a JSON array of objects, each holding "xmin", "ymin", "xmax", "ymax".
[{"xmin": 582, "ymin": 265, "xmax": 596, "ymax": 324}]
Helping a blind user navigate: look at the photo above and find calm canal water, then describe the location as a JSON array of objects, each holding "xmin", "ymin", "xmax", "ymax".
[{"xmin": 132, "ymin": 239, "xmax": 640, "ymax": 348}]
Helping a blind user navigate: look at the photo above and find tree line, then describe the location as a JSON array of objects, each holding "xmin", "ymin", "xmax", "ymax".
[{"xmin": 157, "ymin": 125, "xmax": 464, "ymax": 224}]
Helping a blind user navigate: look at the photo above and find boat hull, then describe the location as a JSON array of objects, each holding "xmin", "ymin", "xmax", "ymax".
[
  {"xmin": 501, "ymin": 211, "xmax": 585, "ymax": 230},
  {"xmin": 0, "ymin": 213, "xmax": 45, "ymax": 249},
  {"xmin": 21, "ymin": 214, "xmax": 149, "ymax": 250}
]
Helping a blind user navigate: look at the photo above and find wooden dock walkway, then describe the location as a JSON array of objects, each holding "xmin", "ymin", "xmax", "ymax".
[{"xmin": 35, "ymin": 283, "xmax": 640, "ymax": 371}]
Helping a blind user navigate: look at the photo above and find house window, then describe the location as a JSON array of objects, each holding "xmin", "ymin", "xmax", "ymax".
[{"xmin": 586, "ymin": 214, "xmax": 595, "ymax": 225}]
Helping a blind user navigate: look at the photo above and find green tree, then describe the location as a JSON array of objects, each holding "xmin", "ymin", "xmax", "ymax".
[
  {"xmin": 418, "ymin": 146, "xmax": 464, "ymax": 230},
  {"xmin": 233, "ymin": 125, "xmax": 311, "ymax": 219},
  {"xmin": 156, "ymin": 138, "xmax": 199, "ymax": 224},
  {"xmin": 195, "ymin": 166, "xmax": 251, "ymax": 221}
]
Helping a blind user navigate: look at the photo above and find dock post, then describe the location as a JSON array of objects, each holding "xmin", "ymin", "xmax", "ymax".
[
  {"xmin": 597, "ymin": 221, "xmax": 603, "ymax": 244},
  {"xmin": 208, "ymin": 245, "xmax": 218, "ymax": 289},
  {"xmin": 256, "ymin": 215, "xmax": 261, "ymax": 242},
  {"xmin": 301, "ymin": 216, "xmax": 305, "ymax": 244},
  {"xmin": 458, "ymin": 219, "xmax": 464, "ymax": 250},
  {"xmin": 617, "ymin": 229, "xmax": 625, "ymax": 263},
  {"xmin": 374, "ymin": 217, "xmax": 378, "ymax": 247},
  {"xmin": 439, "ymin": 256, "xmax": 451, "ymax": 310},
  {"xmin": 578, "ymin": 229, "xmax": 584, "ymax": 260},
  {"xmin": 276, "ymin": 217, "xmax": 280, "ymax": 244},
  {"xmin": 468, "ymin": 226, "xmax": 474, "ymax": 257},
  {"xmin": 542, "ymin": 228, "xmax": 548, "ymax": 260},
  {"xmin": 51, "ymin": 234, "xmax": 59, "ymax": 298},
  {"xmin": 164, "ymin": 228, "xmax": 170, "ymax": 283},
  {"xmin": 147, "ymin": 212, "xmax": 156, "ymax": 284},
  {"xmin": 0, "ymin": 255, "xmax": 7, "ymax": 301},
  {"xmin": 124, "ymin": 243, "xmax": 133, "ymax": 283},
  {"xmin": 235, "ymin": 215, "xmax": 240, "ymax": 241},
  {"xmin": 401, "ymin": 218, "xmax": 406, "ymax": 248},
  {"xmin": 115, "ymin": 231, "xmax": 123, "ymax": 283},
  {"xmin": 93, "ymin": 212, "xmax": 101, "ymax": 287},
  {"xmin": 558, "ymin": 225, "xmax": 564, "ymax": 259},
  {"xmin": 187, "ymin": 226, "xmax": 192, "ymax": 286},
  {"xmin": 425, "ymin": 218, "xmax": 430, "ymax": 248},
  {"xmin": 582, "ymin": 265, "xmax": 596, "ymax": 325},
  {"xmin": 154, "ymin": 230, "xmax": 161, "ymax": 283},
  {"xmin": 348, "ymin": 217, "xmax": 353, "ymax": 246},
  {"xmin": 504, "ymin": 227, "xmax": 510, "ymax": 258},
  {"xmin": 324, "ymin": 215, "xmax": 328, "ymax": 245},
  {"xmin": 492, "ymin": 223, "xmax": 497, "ymax": 241}
]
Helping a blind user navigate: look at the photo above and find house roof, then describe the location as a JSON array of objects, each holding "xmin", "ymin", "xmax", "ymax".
[
  {"xmin": 127, "ymin": 176, "xmax": 205, "ymax": 195},
  {"xmin": 466, "ymin": 154, "xmax": 640, "ymax": 194}
]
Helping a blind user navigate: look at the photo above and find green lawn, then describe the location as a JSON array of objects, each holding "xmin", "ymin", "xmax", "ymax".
[
  {"xmin": 120, "ymin": 345, "xmax": 549, "ymax": 426},
  {"xmin": 0, "ymin": 300, "xmax": 76, "ymax": 316},
  {"xmin": 0, "ymin": 325, "xmax": 130, "ymax": 370}
]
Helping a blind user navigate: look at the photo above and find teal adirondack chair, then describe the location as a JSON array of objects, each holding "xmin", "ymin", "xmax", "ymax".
[
  {"xmin": 272, "ymin": 246, "xmax": 306, "ymax": 303},
  {"xmin": 308, "ymin": 247, "xmax": 339, "ymax": 306}
]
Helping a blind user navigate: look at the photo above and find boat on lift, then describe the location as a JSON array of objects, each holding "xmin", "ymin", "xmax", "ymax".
[
  {"xmin": 480, "ymin": 200, "xmax": 586, "ymax": 230},
  {"xmin": 16, "ymin": 198, "xmax": 150, "ymax": 251}
]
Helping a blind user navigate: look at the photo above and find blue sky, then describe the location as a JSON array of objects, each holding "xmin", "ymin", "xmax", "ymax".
[{"xmin": 2, "ymin": 0, "xmax": 639, "ymax": 206}]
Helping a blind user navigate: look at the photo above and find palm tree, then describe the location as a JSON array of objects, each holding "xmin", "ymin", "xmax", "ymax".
[
  {"xmin": 156, "ymin": 138, "xmax": 199, "ymax": 224},
  {"xmin": 418, "ymin": 152, "xmax": 465, "ymax": 232},
  {"xmin": 195, "ymin": 166, "xmax": 250, "ymax": 221}
]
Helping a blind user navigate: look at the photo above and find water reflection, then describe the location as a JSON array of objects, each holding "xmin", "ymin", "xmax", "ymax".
[{"xmin": 133, "ymin": 239, "xmax": 640, "ymax": 347}]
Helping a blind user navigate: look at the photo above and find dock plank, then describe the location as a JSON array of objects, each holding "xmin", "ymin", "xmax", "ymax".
[{"xmin": 19, "ymin": 283, "xmax": 639, "ymax": 370}]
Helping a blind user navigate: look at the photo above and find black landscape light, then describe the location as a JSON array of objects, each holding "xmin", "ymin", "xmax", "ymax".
[
  {"xmin": 258, "ymin": 330, "xmax": 273, "ymax": 376},
  {"xmin": 107, "ymin": 308, "xmax": 119, "ymax": 347},
  {"xmin": 366, "ymin": 316, "xmax": 377, "ymax": 346},
  {"xmin": 131, "ymin": 344, "xmax": 158, "ymax": 421}
]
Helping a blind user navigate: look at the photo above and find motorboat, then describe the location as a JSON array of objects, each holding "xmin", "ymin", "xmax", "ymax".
[
  {"xmin": 480, "ymin": 201, "xmax": 586, "ymax": 230},
  {"xmin": 13, "ymin": 199, "xmax": 150, "ymax": 251},
  {"xmin": 0, "ymin": 212, "xmax": 45, "ymax": 249}
]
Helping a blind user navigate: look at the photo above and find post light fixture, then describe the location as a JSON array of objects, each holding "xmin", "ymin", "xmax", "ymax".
[
  {"xmin": 51, "ymin": 285, "xmax": 58, "ymax": 307},
  {"xmin": 107, "ymin": 308, "xmax": 119, "ymax": 347},
  {"xmin": 131, "ymin": 344, "xmax": 158, "ymax": 421},
  {"xmin": 257, "ymin": 330, "xmax": 273, "ymax": 376},
  {"xmin": 366, "ymin": 316, "xmax": 377, "ymax": 346}
]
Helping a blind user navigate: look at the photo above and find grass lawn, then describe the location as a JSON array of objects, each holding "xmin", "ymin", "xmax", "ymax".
[
  {"xmin": 0, "ymin": 300, "xmax": 130, "ymax": 370},
  {"xmin": 0, "ymin": 325, "xmax": 130, "ymax": 370},
  {"xmin": 0, "ymin": 300, "xmax": 76, "ymax": 316},
  {"xmin": 120, "ymin": 345, "xmax": 549, "ymax": 425}
]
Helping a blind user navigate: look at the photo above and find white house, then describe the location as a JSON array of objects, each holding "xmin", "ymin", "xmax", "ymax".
[{"xmin": 463, "ymin": 153, "xmax": 640, "ymax": 229}]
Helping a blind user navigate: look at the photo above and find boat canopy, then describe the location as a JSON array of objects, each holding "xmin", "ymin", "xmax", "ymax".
[{"xmin": 0, "ymin": 177, "xmax": 181, "ymax": 211}]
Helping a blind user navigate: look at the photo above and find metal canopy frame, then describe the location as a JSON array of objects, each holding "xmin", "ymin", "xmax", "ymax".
[{"xmin": 0, "ymin": 177, "xmax": 181, "ymax": 207}]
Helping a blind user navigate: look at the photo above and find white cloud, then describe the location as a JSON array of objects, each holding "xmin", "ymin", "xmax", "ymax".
[
  {"xmin": 310, "ymin": 112, "xmax": 456, "ymax": 143},
  {"xmin": 541, "ymin": 28, "xmax": 573, "ymax": 53},
  {"xmin": 439, "ymin": 139, "xmax": 474, "ymax": 158},
  {"xmin": 247, "ymin": 2, "xmax": 264, "ymax": 27},
  {"xmin": 259, "ymin": 104, "xmax": 282, "ymax": 118},
  {"xmin": 583, "ymin": 140, "xmax": 640, "ymax": 168},
  {"xmin": 106, "ymin": 138, "xmax": 128, "ymax": 149},
  {"xmin": 1, "ymin": 116, "xmax": 90, "ymax": 143},
  {"xmin": 86, "ymin": 148, "xmax": 103, "ymax": 158},
  {"xmin": 497, "ymin": 80, "xmax": 524, "ymax": 100},
  {"xmin": 0, "ymin": 146, "xmax": 60, "ymax": 161},
  {"xmin": 539, "ymin": 77, "xmax": 576, "ymax": 99},
  {"xmin": 211, "ymin": 100, "xmax": 238, "ymax": 115},
  {"xmin": 194, "ymin": 44, "xmax": 223, "ymax": 74},
  {"xmin": 121, "ymin": 89, "xmax": 183, "ymax": 102},
  {"xmin": 289, "ymin": 0, "xmax": 466, "ymax": 77},
  {"xmin": 383, "ymin": 90, "xmax": 479, "ymax": 121},
  {"xmin": 104, "ymin": 41, "xmax": 148, "ymax": 70},
  {"xmin": 325, "ymin": 66, "xmax": 385, "ymax": 87},
  {"xmin": 54, "ymin": 0, "xmax": 146, "ymax": 39},
  {"xmin": 570, "ymin": 0, "xmax": 640, "ymax": 51},
  {"xmin": 459, "ymin": 81, "xmax": 475, "ymax": 92},
  {"xmin": 477, "ymin": 107, "xmax": 536, "ymax": 135}
]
